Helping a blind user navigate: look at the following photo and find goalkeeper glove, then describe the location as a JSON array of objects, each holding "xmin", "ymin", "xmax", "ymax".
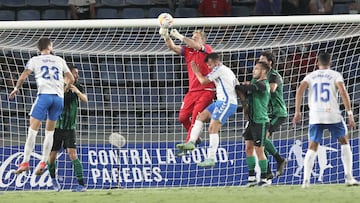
[
  {"xmin": 159, "ymin": 27, "xmax": 170, "ymax": 40},
  {"xmin": 170, "ymin": 29, "xmax": 184, "ymax": 41}
]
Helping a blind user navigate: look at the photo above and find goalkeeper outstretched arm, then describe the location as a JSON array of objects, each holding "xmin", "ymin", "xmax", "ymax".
[
  {"xmin": 159, "ymin": 27, "xmax": 181, "ymax": 55},
  {"xmin": 170, "ymin": 29, "xmax": 204, "ymax": 51},
  {"xmin": 159, "ymin": 28, "xmax": 205, "ymax": 55}
]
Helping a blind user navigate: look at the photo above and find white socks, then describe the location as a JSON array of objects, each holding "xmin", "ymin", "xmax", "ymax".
[
  {"xmin": 23, "ymin": 128, "xmax": 38, "ymax": 162},
  {"xmin": 189, "ymin": 120, "xmax": 219, "ymax": 160},
  {"xmin": 303, "ymin": 149, "xmax": 316, "ymax": 183},
  {"xmin": 341, "ymin": 144, "xmax": 353, "ymax": 179},
  {"xmin": 207, "ymin": 134, "xmax": 219, "ymax": 160},
  {"xmin": 188, "ymin": 120, "xmax": 203, "ymax": 143},
  {"xmin": 41, "ymin": 130, "xmax": 55, "ymax": 163},
  {"xmin": 302, "ymin": 144, "xmax": 353, "ymax": 183}
]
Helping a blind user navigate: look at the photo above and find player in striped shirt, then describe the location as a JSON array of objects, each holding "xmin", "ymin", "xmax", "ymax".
[{"xmin": 9, "ymin": 38, "xmax": 74, "ymax": 175}]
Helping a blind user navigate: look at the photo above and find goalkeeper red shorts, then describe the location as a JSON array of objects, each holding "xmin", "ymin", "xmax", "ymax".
[{"xmin": 179, "ymin": 90, "xmax": 215, "ymax": 123}]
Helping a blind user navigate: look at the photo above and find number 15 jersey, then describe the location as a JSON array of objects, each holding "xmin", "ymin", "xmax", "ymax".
[
  {"xmin": 303, "ymin": 69, "xmax": 344, "ymax": 124},
  {"xmin": 26, "ymin": 54, "xmax": 70, "ymax": 98}
]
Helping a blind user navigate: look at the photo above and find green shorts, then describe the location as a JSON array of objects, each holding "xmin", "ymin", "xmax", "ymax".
[
  {"xmin": 51, "ymin": 128, "xmax": 77, "ymax": 151},
  {"xmin": 243, "ymin": 121, "xmax": 269, "ymax": 147}
]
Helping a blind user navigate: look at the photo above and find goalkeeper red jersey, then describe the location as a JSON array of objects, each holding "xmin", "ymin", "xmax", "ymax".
[{"xmin": 182, "ymin": 44, "xmax": 215, "ymax": 92}]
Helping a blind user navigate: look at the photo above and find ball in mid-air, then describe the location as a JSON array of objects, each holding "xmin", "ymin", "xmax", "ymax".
[
  {"xmin": 109, "ymin": 132, "xmax": 126, "ymax": 148},
  {"xmin": 158, "ymin": 13, "xmax": 174, "ymax": 28}
]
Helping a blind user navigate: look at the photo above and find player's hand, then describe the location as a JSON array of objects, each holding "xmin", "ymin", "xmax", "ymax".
[
  {"xmin": 170, "ymin": 29, "xmax": 184, "ymax": 41},
  {"xmin": 292, "ymin": 112, "xmax": 301, "ymax": 127},
  {"xmin": 8, "ymin": 87, "xmax": 19, "ymax": 100},
  {"xmin": 64, "ymin": 83, "xmax": 70, "ymax": 92},
  {"xmin": 159, "ymin": 27, "xmax": 169, "ymax": 40},
  {"xmin": 69, "ymin": 84, "xmax": 80, "ymax": 94},
  {"xmin": 191, "ymin": 61, "xmax": 200, "ymax": 73},
  {"xmin": 348, "ymin": 114, "xmax": 355, "ymax": 129}
]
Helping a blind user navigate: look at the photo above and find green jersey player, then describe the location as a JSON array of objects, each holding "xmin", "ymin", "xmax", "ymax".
[
  {"xmin": 236, "ymin": 61, "xmax": 271, "ymax": 187},
  {"xmin": 47, "ymin": 66, "xmax": 88, "ymax": 192},
  {"xmin": 259, "ymin": 51, "xmax": 288, "ymax": 181}
]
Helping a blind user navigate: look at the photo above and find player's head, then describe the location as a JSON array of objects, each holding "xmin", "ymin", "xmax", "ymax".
[
  {"xmin": 259, "ymin": 51, "xmax": 274, "ymax": 68},
  {"xmin": 37, "ymin": 38, "xmax": 53, "ymax": 52},
  {"xmin": 204, "ymin": 53, "xmax": 220, "ymax": 69},
  {"xmin": 317, "ymin": 52, "xmax": 331, "ymax": 68},
  {"xmin": 253, "ymin": 60, "xmax": 270, "ymax": 79},
  {"xmin": 192, "ymin": 30, "xmax": 206, "ymax": 44},
  {"xmin": 69, "ymin": 65, "xmax": 79, "ymax": 81}
]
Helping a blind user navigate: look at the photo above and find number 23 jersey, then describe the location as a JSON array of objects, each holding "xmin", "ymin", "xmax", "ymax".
[
  {"xmin": 26, "ymin": 54, "xmax": 70, "ymax": 98},
  {"xmin": 303, "ymin": 69, "xmax": 344, "ymax": 124}
]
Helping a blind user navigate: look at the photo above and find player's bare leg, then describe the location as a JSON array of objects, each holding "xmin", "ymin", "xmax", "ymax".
[{"xmin": 15, "ymin": 117, "xmax": 41, "ymax": 174}]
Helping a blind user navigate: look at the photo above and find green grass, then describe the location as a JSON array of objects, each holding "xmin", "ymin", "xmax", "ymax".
[{"xmin": 1, "ymin": 185, "xmax": 359, "ymax": 203}]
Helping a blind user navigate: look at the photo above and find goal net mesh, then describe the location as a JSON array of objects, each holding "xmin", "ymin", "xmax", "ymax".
[{"xmin": 0, "ymin": 16, "xmax": 359, "ymax": 190}]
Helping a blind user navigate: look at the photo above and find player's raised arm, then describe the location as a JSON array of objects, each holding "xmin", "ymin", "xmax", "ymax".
[
  {"xmin": 170, "ymin": 29, "xmax": 204, "ymax": 51},
  {"xmin": 336, "ymin": 81, "xmax": 355, "ymax": 129},
  {"xmin": 9, "ymin": 69, "xmax": 32, "ymax": 100},
  {"xmin": 292, "ymin": 80, "xmax": 308, "ymax": 126},
  {"xmin": 159, "ymin": 28, "xmax": 181, "ymax": 55}
]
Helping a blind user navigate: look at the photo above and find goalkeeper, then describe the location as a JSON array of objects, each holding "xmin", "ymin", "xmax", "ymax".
[
  {"xmin": 259, "ymin": 51, "xmax": 288, "ymax": 180},
  {"xmin": 159, "ymin": 27, "xmax": 215, "ymax": 156},
  {"xmin": 47, "ymin": 65, "xmax": 88, "ymax": 192}
]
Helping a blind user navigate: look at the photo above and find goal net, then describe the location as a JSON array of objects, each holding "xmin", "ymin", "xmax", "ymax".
[{"xmin": 0, "ymin": 15, "xmax": 359, "ymax": 190}]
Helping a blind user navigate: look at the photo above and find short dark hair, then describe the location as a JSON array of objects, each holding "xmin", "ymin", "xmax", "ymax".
[
  {"xmin": 318, "ymin": 52, "xmax": 331, "ymax": 66},
  {"xmin": 256, "ymin": 60, "xmax": 270, "ymax": 73},
  {"xmin": 37, "ymin": 38, "xmax": 52, "ymax": 51},
  {"xmin": 204, "ymin": 52, "xmax": 220, "ymax": 63},
  {"xmin": 260, "ymin": 51, "xmax": 274, "ymax": 67}
]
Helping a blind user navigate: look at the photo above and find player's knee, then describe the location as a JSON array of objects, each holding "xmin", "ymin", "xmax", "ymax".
[
  {"xmin": 245, "ymin": 142, "xmax": 254, "ymax": 155},
  {"xmin": 208, "ymin": 126, "xmax": 215, "ymax": 134},
  {"xmin": 308, "ymin": 142, "xmax": 319, "ymax": 151},
  {"xmin": 338, "ymin": 136, "xmax": 349, "ymax": 145},
  {"xmin": 68, "ymin": 153, "xmax": 78, "ymax": 161},
  {"xmin": 67, "ymin": 149, "xmax": 78, "ymax": 160},
  {"xmin": 208, "ymin": 122, "xmax": 221, "ymax": 134},
  {"xmin": 196, "ymin": 111, "xmax": 210, "ymax": 122}
]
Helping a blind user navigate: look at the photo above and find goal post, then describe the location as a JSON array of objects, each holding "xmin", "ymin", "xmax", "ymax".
[{"xmin": 0, "ymin": 15, "xmax": 359, "ymax": 190}]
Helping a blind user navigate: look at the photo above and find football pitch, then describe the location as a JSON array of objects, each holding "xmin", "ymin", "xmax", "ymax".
[{"xmin": 1, "ymin": 184, "xmax": 359, "ymax": 203}]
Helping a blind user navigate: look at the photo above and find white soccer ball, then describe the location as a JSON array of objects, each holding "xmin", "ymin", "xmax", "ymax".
[
  {"xmin": 158, "ymin": 13, "xmax": 174, "ymax": 28},
  {"xmin": 109, "ymin": 132, "xmax": 126, "ymax": 148}
]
